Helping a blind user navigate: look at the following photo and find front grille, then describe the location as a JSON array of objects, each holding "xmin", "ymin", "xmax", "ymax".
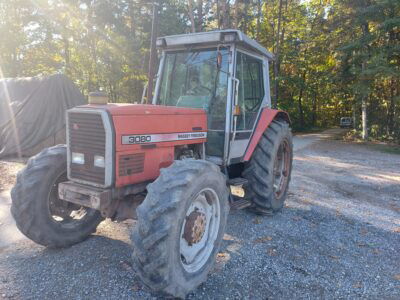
[
  {"xmin": 119, "ymin": 153, "xmax": 145, "ymax": 176},
  {"xmin": 68, "ymin": 112, "xmax": 106, "ymax": 185}
]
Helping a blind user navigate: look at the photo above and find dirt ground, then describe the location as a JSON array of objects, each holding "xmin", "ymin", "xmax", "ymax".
[
  {"xmin": 0, "ymin": 129, "xmax": 399, "ymax": 299},
  {"xmin": 0, "ymin": 159, "xmax": 25, "ymax": 193}
]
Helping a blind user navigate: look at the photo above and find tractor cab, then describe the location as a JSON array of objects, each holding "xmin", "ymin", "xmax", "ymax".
[{"xmin": 153, "ymin": 30, "xmax": 274, "ymax": 165}]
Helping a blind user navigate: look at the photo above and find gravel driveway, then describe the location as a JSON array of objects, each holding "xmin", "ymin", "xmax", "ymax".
[{"xmin": 0, "ymin": 129, "xmax": 399, "ymax": 299}]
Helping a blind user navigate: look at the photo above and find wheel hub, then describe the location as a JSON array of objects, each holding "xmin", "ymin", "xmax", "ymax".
[
  {"xmin": 183, "ymin": 210, "xmax": 207, "ymax": 246},
  {"xmin": 179, "ymin": 188, "xmax": 221, "ymax": 273}
]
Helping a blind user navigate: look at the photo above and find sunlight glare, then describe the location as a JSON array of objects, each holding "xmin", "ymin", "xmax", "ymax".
[{"xmin": 0, "ymin": 61, "xmax": 22, "ymax": 158}]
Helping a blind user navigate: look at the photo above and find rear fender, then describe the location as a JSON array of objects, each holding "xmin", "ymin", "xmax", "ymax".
[{"xmin": 243, "ymin": 108, "xmax": 290, "ymax": 161}]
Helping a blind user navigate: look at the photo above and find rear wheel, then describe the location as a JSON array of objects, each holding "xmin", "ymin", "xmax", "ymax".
[
  {"xmin": 243, "ymin": 120, "xmax": 293, "ymax": 214},
  {"xmin": 11, "ymin": 145, "xmax": 103, "ymax": 248},
  {"xmin": 131, "ymin": 159, "xmax": 229, "ymax": 298}
]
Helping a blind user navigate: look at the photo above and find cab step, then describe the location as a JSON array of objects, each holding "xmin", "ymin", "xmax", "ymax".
[
  {"xmin": 230, "ymin": 197, "xmax": 252, "ymax": 210},
  {"xmin": 227, "ymin": 177, "xmax": 248, "ymax": 186}
]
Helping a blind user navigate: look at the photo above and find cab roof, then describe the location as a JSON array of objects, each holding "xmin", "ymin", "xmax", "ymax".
[{"xmin": 157, "ymin": 29, "xmax": 274, "ymax": 60}]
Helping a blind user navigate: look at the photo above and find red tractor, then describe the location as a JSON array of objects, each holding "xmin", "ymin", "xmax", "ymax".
[{"xmin": 11, "ymin": 30, "xmax": 292, "ymax": 298}]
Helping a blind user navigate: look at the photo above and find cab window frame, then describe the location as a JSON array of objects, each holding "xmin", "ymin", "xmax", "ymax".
[{"xmin": 234, "ymin": 49, "xmax": 266, "ymax": 131}]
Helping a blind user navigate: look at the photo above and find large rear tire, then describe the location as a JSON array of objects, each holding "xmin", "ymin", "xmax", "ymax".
[
  {"xmin": 243, "ymin": 119, "xmax": 293, "ymax": 214},
  {"xmin": 11, "ymin": 145, "xmax": 103, "ymax": 248},
  {"xmin": 131, "ymin": 160, "xmax": 229, "ymax": 298}
]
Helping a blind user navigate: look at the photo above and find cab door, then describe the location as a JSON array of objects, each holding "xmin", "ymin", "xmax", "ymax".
[{"xmin": 228, "ymin": 50, "xmax": 270, "ymax": 164}]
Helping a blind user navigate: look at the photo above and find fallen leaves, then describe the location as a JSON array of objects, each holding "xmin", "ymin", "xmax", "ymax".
[
  {"xmin": 389, "ymin": 204, "xmax": 400, "ymax": 213},
  {"xmin": 353, "ymin": 281, "xmax": 363, "ymax": 289},
  {"xmin": 223, "ymin": 234, "xmax": 237, "ymax": 241},
  {"xmin": 328, "ymin": 255, "xmax": 339, "ymax": 260},
  {"xmin": 394, "ymin": 274, "xmax": 400, "ymax": 281},
  {"xmin": 254, "ymin": 236, "xmax": 273, "ymax": 243},
  {"xmin": 267, "ymin": 248, "xmax": 278, "ymax": 256},
  {"xmin": 372, "ymin": 248, "xmax": 380, "ymax": 255},
  {"xmin": 253, "ymin": 217, "xmax": 262, "ymax": 224},
  {"xmin": 216, "ymin": 252, "xmax": 231, "ymax": 264},
  {"xmin": 120, "ymin": 261, "xmax": 132, "ymax": 271},
  {"xmin": 213, "ymin": 253, "xmax": 231, "ymax": 273},
  {"xmin": 131, "ymin": 283, "xmax": 142, "ymax": 292},
  {"xmin": 393, "ymin": 227, "xmax": 400, "ymax": 233}
]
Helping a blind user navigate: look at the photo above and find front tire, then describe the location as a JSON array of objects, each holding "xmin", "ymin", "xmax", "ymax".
[
  {"xmin": 243, "ymin": 119, "xmax": 293, "ymax": 214},
  {"xmin": 131, "ymin": 160, "xmax": 229, "ymax": 298},
  {"xmin": 11, "ymin": 145, "xmax": 103, "ymax": 248}
]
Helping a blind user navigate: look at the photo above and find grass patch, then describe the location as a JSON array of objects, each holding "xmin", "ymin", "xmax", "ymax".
[
  {"xmin": 342, "ymin": 130, "xmax": 400, "ymax": 155},
  {"xmin": 293, "ymin": 127, "xmax": 327, "ymax": 135},
  {"xmin": 362, "ymin": 143, "xmax": 400, "ymax": 155}
]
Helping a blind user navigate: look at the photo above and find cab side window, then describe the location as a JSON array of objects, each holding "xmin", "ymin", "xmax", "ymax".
[{"xmin": 235, "ymin": 52, "xmax": 265, "ymax": 130}]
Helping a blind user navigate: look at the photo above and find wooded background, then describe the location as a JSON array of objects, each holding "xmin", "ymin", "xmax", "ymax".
[{"xmin": 0, "ymin": 0, "xmax": 399, "ymax": 141}]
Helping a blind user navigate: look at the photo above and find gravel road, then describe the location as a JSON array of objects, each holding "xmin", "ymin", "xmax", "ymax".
[{"xmin": 0, "ymin": 129, "xmax": 399, "ymax": 299}]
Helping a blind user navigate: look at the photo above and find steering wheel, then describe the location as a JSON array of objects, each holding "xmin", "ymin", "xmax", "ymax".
[{"xmin": 188, "ymin": 85, "xmax": 212, "ymax": 95}]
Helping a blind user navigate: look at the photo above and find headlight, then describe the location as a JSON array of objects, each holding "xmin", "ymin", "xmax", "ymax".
[
  {"xmin": 72, "ymin": 152, "xmax": 85, "ymax": 165},
  {"xmin": 94, "ymin": 155, "xmax": 105, "ymax": 168}
]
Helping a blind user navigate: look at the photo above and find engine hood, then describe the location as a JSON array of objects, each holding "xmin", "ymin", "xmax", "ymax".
[{"xmin": 77, "ymin": 103, "xmax": 206, "ymax": 116}]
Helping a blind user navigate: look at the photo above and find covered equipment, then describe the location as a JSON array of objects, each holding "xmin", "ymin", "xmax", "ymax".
[{"xmin": 0, "ymin": 74, "xmax": 85, "ymax": 157}]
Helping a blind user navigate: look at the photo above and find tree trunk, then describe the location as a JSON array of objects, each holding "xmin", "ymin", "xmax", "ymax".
[
  {"xmin": 62, "ymin": 37, "xmax": 71, "ymax": 76},
  {"xmin": 273, "ymin": 0, "xmax": 284, "ymax": 109},
  {"xmin": 188, "ymin": 0, "xmax": 196, "ymax": 33},
  {"xmin": 128, "ymin": 0, "xmax": 136, "ymax": 39},
  {"xmin": 234, "ymin": 0, "xmax": 241, "ymax": 29},
  {"xmin": 146, "ymin": 2, "xmax": 159, "ymax": 103},
  {"xmin": 242, "ymin": 0, "xmax": 249, "ymax": 33},
  {"xmin": 256, "ymin": 0, "xmax": 262, "ymax": 39},
  {"xmin": 221, "ymin": 0, "xmax": 230, "ymax": 29},
  {"xmin": 216, "ymin": 0, "xmax": 221, "ymax": 29},
  {"xmin": 387, "ymin": 79, "xmax": 395, "ymax": 135},
  {"xmin": 352, "ymin": 100, "xmax": 357, "ymax": 129},
  {"xmin": 361, "ymin": 96, "xmax": 368, "ymax": 139},
  {"xmin": 361, "ymin": 22, "xmax": 369, "ymax": 140},
  {"xmin": 312, "ymin": 90, "xmax": 317, "ymax": 126},
  {"xmin": 298, "ymin": 89, "xmax": 305, "ymax": 129},
  {"xmin": 387, "ymin": 29, "xmax": 396, "ymax": 135},
  {"xmin": 197, "ymin": 0, "xmax": 203, "ymax": 32}
]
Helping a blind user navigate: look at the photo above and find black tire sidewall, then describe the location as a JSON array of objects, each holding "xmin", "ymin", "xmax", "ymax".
[
  {"xmin": 169, "ymin": 169, "xmax": 229, "ymax": 290},
  {"xmin": 244, "ymin": 121, "xmax": 293, "ymax": 212},
  {"xmin": 12, "ymin": 145, "xmax": 103, "ymax": 247},
  {"xmin": 269, "ymin": 128, "xmax": 293, "ymax": 210}
]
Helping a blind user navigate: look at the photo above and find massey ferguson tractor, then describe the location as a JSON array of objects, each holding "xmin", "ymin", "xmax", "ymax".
[{"xmin": 11, "ymin": 30, "xmax": 292, "ymax": 298}]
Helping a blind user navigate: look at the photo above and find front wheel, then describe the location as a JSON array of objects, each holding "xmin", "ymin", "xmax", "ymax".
[
  {"xmin": 11, "ymin": 145, "xmax": 103, "ymax": 248},
  {"xmin": 131, "ymin": 160, "xmax": 229, "ymax": 298},
  {"xmin": 243, "ymin": 119, "xmax": 293, "ymax": 214}
]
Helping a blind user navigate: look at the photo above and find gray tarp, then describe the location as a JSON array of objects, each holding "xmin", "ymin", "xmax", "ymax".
[{"xmin": 0, "ymin": 74, "xmax": 85, "ymax": 158}]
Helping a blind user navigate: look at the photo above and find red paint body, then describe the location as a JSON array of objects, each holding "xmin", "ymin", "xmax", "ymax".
[
  {"xmin": 82, "ymin": 104, "xmax": 288, "ymax": 187},
  {"xmin": 104, "ymin": 104, "xmax": 207, "ymax": 187},
  {"xmin": 243, "ymin": 108, "xmax": 290, "ymax": 161}
]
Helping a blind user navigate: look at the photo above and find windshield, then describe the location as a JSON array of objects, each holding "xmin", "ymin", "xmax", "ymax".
[
  {"xmin": 156, "ymin": 48, "xmax": 230, "ymax": 157},
  {"xmin": 157, "ymin": 48, "xmax": 229, "ymax": 129}
]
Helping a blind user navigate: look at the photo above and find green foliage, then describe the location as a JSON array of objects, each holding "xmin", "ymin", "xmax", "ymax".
[
  {"xmin": 0, "ymin": 0, "xmax": 191, "ymax": 102},
  {"xmin": 0, "ymin": 0, "xmax": 398, "ymax": 142}
]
